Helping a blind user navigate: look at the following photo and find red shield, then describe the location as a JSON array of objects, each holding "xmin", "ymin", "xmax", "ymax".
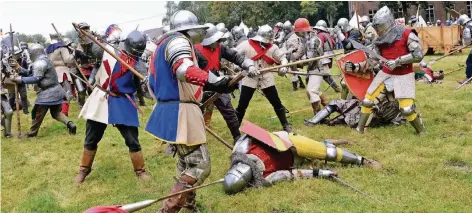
[
  {"xmin": 240, "ymin": 120, "xmax": 293, "ymax": 151},
  {"xmin": 337, "ymin": 50, "xmax": 374, "ymax": 99}
]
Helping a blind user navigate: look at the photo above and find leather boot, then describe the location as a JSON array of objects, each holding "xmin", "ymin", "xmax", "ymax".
[
  {"xmin": 409, "ymin": 116, "xmax": 425, "ymax": 135},
  {"xmin": 292, "ymin": 82, "xmax": 298, "ymax": 91},
  {"xmin": 67, "ymin": 121, "xmax": 77, "ymax": 135},
  {"xmin": 130, "ymin": 151, "xmax": 151, "ymax": 180},
  {"xmin": 275, "ymin": 108, "xmax": 293, "ymax": 133},
  {"xmin": 159, "ymin": 175, "xmax": 197, "ymax": 213},
  {"xmin": 74, "ymin": 148, "xmax": 96, "ymax": 183},
  {"xmin": 298, "ymin": 76, "xmax": 305, "ymax": 89},
  {"xmin": 203, "ymin": 109, "xmax": 213, "ymax": 128},
  {"xmin": 356, "ymin": 113, "xmax": 370, "ymax": 133},
  {"xmin": 320, "ymin": 95, "xmax": 328, "ymax": 107}
]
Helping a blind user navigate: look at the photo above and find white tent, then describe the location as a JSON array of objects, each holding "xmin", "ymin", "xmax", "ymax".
[
  {"xmin": 349, "ymin": 12, "xmax": 362, "ymax": 30},
  {"xmin": 239, "ymin": 21, "xmax": 249, "ymax": 36}
]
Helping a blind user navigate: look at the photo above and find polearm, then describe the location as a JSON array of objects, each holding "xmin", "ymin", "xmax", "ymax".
[
  {"xmin": 72, "ymin": 22, "xmax": 145, "ymax": 80},
  {"xmin": 83, "ymin": 178, "xmax": 224, "ymax": 212},
  {"xmin": 68, "ymin": 71, "xmax": 117, "ymax": 96},
  {"xmin": 268, "ymin": 107, "xmax": 312, "ymax": 119},
  {"xmin": 201, "ymin": 53, "xmax": 343, "ymax": 108},
  {"xmin": 9, "ymin": 24, "xmax": 21, "ymax": 138},
  {"xmin": 51, "ymin": 23, "xmax": 91, "ymax": 84},
  {"xmin": 205, "ymin": 126, "xmax": 233, "ymax": 150},
  {"xmin": 330, "ymin": 176, "xmax": 383, "ymax": 203},
  {"xmin": 428, "ymin": 44, "xmax": 472, "ymax": 65},
  {"xmin": 456, "ymin": 76, "xmax": 472, "ymax": 90}
]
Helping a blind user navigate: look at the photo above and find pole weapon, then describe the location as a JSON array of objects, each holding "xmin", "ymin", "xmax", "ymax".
[
  {"xmin": 9, "ymin": 24, "xmax": 21, "ymax": 138},
  {"xmin": 330, "ymin": 175, "xmax": 383, "ymax": 204},
  {"xmin": 456, "ymin": 76, "xmax": 472, "ymax": 90}
]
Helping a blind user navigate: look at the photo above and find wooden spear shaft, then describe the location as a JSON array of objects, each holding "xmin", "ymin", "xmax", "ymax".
[{"xmin": 72, "ymin": 23, "xmax": 145, "ymax": 80}]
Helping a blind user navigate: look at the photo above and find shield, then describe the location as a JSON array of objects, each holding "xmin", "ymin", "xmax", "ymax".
[
  {"xmin": 240, "ymin": 120, "xmax": 293, "ymax": 152},
  {"xmin": 337, "ymin": 50, "xmax": 374, "ymax": 99}
]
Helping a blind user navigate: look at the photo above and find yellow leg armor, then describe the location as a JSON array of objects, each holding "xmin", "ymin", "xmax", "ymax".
[
  {"xmin": 398, "ymin": 98, "xmax": 417, "ymax": 121},
  {"xmin": 361, "ymin": 83, "xmax": 385, "ymax": 114},
  {"xmin": 289, "ymin": 134, "xmax": 362, "ymax": 165}
]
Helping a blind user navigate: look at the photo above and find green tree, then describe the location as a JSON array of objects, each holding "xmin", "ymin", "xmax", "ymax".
[
  {"xmin": 64, "ymin": 30, "xmax": 78, "ymax": 44},
  {"xmin": 178, "ymin": 1, "xmax": 211, "ymax": 23},
  {"xmin": 379, "ymin": 1, "xmax": 428, "ymax": 19},
  {"xmin": 162, "ymin": 1, "xmax": 178, "ymax": 25},
  {"xmin": 301, "ymin": 1, "xmax": 345, "ymax": 27}
]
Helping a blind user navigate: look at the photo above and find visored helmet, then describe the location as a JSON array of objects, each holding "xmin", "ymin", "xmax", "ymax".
[{"xmin": 124, "ymin": 30, "xmax": 146, "ymax": 57}]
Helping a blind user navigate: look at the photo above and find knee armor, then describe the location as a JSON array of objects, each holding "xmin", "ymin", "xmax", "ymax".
[
  {"xmin": 400, "ymin": 105, "xmax": 415, "ymax": 116},
  {"xmin": 361, "ymin": 98, "xmax": 375, "ymax": 108}
]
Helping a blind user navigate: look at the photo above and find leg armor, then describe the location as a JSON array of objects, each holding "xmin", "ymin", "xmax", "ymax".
[
  {"xmin": 357, "ymin": 83, "xmax": 385, "ymax": 133},
  {"xmin": 340, "ymin": 78, "xmax": 349, "ymax": 100},
  {"xmin": 289, "ymin": 134, "xmax": 366, "ymax": 166},
  {"xmin": 1, "ymin": 97, "xmax": 13, "ymax": 137},
  {"xmin": 399, "ymin": 98, "xmax": 425, "ymax": 134},
  {"xmin": 265, "ymin": 169, "xmax": 337, "ymax": 185},
  {"xmin": 304, "ymin": 104, "xmax": 338, "ymax": 125}
]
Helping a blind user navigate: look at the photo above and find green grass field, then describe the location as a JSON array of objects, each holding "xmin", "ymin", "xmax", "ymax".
[{"xmin": 2, "ymin": 51, "xmax": 472, "ymax": 213}]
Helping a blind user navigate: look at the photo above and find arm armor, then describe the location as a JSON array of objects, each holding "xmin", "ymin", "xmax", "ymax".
[
  {"xmin": 232, "ymin": 134, "xmax": 250, "ymax": 154},
  {"xmin": 23, "ymin": 59, "xmax": 47, "ymax": 84},
  {"xmin": 463, "ymin": 27, "xmax": 472, "ymax": 46},
  {"xmin": 166, "ymin": 37, "xmax": 208, "ymax": 85},
  {"xmin": 397, "ymin": 32, "xmax": 423, "ymax": 65}
]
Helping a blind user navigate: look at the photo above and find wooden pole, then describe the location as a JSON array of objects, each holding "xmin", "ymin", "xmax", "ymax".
[
  {"xmin": 72, "ymin": 23, "xmax": 145, "ymax": 80},
  {"xmin": 205, "ymin": 126, "xmax": 234, "ymax": 150}
]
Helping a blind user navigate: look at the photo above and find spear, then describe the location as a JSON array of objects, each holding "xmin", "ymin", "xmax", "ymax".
[
  {"xmin": 330, "ymin": 175, "xmax": 383, "ymax": 203},
  {"xmin": 201, "ymin": 53, "xmax": 343, "ymax": 108},
  {"xmin": 456, "ymin": 76, "xmax": 472, "ymax": 90},
  {"xmin": 9, "ymin": 24, "xmax": 21, "ymax": 138},
  {"xmin": 72, "ymin": 22, "xmax": 145, "ymax": 80},
  {"xmin": 84, "ymin": 179, "xmax": 224, "ymax": 213},
  {"xmin": 427, "ymin": 44, "xmax": 472, "ymax": 65}
]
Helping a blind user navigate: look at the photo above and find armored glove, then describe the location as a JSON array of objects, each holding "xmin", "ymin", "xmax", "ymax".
[
  {"xmin": 203, "ymin": 76, "xmax": 236, "ymax": 94},
  {"xmin": 385, "ymin": 59, "xmax": 400, "ymax": 71},
  {"xmin": 313, "ymin": 168, "xmax": 338, "ymax": 178},
  {"xmin": 278, "ymin": 67, "xmax": 288, "ymax": 77},
  {"xmin": 247, "ymin": 65, "xmax": 260, "ymax": 78},
  {"xmin": 345, "ymin": 61, "xmax": 360, "ymax": 72}
]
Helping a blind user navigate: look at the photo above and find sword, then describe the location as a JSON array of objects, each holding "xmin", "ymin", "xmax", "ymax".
[
  {"xmin": 349, "ymin": 39, "xmax": 388, "ymax": 63},
  {"xmin": 330, "ymin": 176, "xmax": 383, "ymax": 203},
  {"xmin": 456, "ymin": 76, "xmax": 472, "ymax": 90}
]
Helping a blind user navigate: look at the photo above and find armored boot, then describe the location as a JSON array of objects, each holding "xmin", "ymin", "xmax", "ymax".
[
  {"xmin": 129, "ymin": 151, "xmax": 151, "ymax": 180},
  {"xmin": 409, "ymin": 116, "xmax": 425, "ymax": 135},
  {"xmin": 74, "ymin": 148, "xmax": 96, "ymax": 183},
  {"xmin": 304, "ymin": 104, "xmax": 336, "ymax": 126},
  {"xmin": 298, "ymin": 76, "xmax": 305, "ymax": 89},
  {"xmin": 275, "ymin": 107, "xmax": 293, "ymax": 133},
  {"xmin": 292, "ymin": 82, "xmax": 298, "ymax": 91},
  {"xmin": 159, "ymin": 175, "xmax": 197, "ymax": 213},
  {"xmin": 67, "ymin": 121, "xmax": 77, "ymax": 135},
  {"xmin": 3, "ymin": 119, "xmax": 13, "ymax": 138},
  {"xmin": 356, "ymin": 113, "xmax": 370, "ymax": 133},
  {"xmin": 361, "ymin": 157, "xmax": 382, "ymax": 169}
]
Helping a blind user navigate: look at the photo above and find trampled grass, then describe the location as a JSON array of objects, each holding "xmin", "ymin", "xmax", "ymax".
[{"xmin": 2, "ymin": 51, "xmax": 472, "ymax": 213}]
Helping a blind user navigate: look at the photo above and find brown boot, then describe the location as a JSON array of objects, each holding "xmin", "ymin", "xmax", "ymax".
[
  {"xmin": 159, "ymin": 175, "xmax": 197, "ymax": 213},
  {"xmin": 203, "ymin": 107, "xmax": 213, "ymax": 128},
  {"xmin": 362, "ymin": 158, "xmax": 382, "ymax": 169},
  {"xmin": 74, "ymin": 148, "xmax": 96, "ymax": 183},
  {"xmin": 130, "ymin": 151, "xmax": 151, "ymax": 180}
]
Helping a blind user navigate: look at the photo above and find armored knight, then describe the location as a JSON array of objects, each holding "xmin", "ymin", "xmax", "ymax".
[
  {"xmin": 76, "ymin": 22, "xmax": 105, "ymax": 86},
  {"xmin": 234, "ymin": 25, "xmax": 292, "ymax": 133},
  {"xmin": 457, "ymin": 14, "xmax": 472, "ymax": 85},
  {"xmin": 273, "ymin": 22, "xmax": 284, "ymax": 47},
  {"xmin": 285, "ymin": 18, "xmax": 307, "ymax": 92},
  {"xmin": 47, "ymin": 37, "xmax": 75, "ymax": 116},
  {"xmin": 292, "ymin": 19, "xmax": 331, "ymax": 121},
  {"xmin": 232, "ymin": 26, "xmax": 247, "ymax": 47},
  {"xmin": 360, "ymin": 15, "xmax": 378, "ymax": 45},
  {"xmin": 416, "ymin": 61, "xmax": 444, "ymax": 83},
  {"xmin": 196, "ymin": 23, "xmax": 255, "ymax": 142},
  {"xmin": 19, "ymin": 41, "xmax": 31, "ymax": 69},
  {"xmin": 313, "ymin": 19, "xmax": 341, "ymax": 93},
  {"xmin": 6, "ymin": 46, "xmax": 30, "ymax": 114},
  {"xmin": 144, "ymin": 10, "xmax": 236, "ymax": 213},
  {"xmin": 223, "ymin": 121, "xmax": 381, "ymax": 194},
  {"xmin": 10, "ymin": 44, "xmax": 76, "ymax": 138},
  {"xmin": 1, "ymin": 56, "xmax": 14, "ymax": 138},
  {"xmin": 75, "ymin": 30, "xmax": 151, "ymax": 183},
  {"xmin": 347, "ymin": 6, "xmax": 425, "ymax": 134}
]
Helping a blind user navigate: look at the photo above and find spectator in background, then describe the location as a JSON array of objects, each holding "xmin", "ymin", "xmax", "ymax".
[
  {"xmin": 436, "ymin": 20, "xmax": 443, "ymax": 27},
  {"xmin": 446, "ymin": 20, "xmax": 452, "ymax": 26}
]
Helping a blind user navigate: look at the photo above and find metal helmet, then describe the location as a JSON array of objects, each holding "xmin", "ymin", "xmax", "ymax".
[
  {"xmin": 337, "ymin": 18, "xmax": 351, "ymax": 33},
  {"xmin": 222, "ymin": 31, "xmax": 232, "ymax": 40},
  {"xmin": 105, "ymin": 24, "xmax": 122, "ymax": 43},
  {"xmin": 62, "ymin": 37, "xmax": 73, "ymax": 46},
  {"xmin": 275, "ymin": 22, "xmax": 283, "ymax": 28},
  {"xmin": 29, "ymin": 43, "xmax": 45, "ymax": 61},
  {"xmin": 360, "ymin": 15, "xmax": 370, "ymax": 23},
  {"xmin": 294, "ymin": 18, "xmax": 311, "ymax": 33},
  {"xmin": 372, "ymin": 6, "xmax": 396, "ymax": 37},
  {"xmin": 124, "ymin": 30, "xmax": 146, "ymax": 57},
  {"xmin": 201, "ymin": 23, "xmax": 225, "ymax": 46},
  {"xmin": 170, "ymin": 10, "xmax": 208, "ymax": 32},
  {"xmin": 232, "ymin": 26, "xmax": 244, "ymax": 39},
  {"xmin": 223, "ymin": 162, "xmax": 253, "ymax": 195},
  {"xmin": 419, "ymin": 61, "xmax": 427, "ymax": 67},
  {"xmin": 314, "ymin": 20, "xmax": 328, "ymax": 32},
  {"xmin": 78, "ymin": 22, "xmax": 90, "ymax": 30},
  {"xmin": 19, "ymin": 42, "xmax": 28, "ymax": 50},
  {"xmin": 250, "ymin": 25, "xmax": 273, "ymax": 44},
  {"xmin": 282, "ymin": 21, "xmax": 292, "ymax": 31},
  {"xmin": 457, "ymin": 14, "xmax": 472, "ymax": 26},
  {"xmin": 410, "ymin": 15, "xmax": 418, "ymax": 22},
  {"xmin": 216, "ymin": 23, "xmax": 226, "ymax": 32}
]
